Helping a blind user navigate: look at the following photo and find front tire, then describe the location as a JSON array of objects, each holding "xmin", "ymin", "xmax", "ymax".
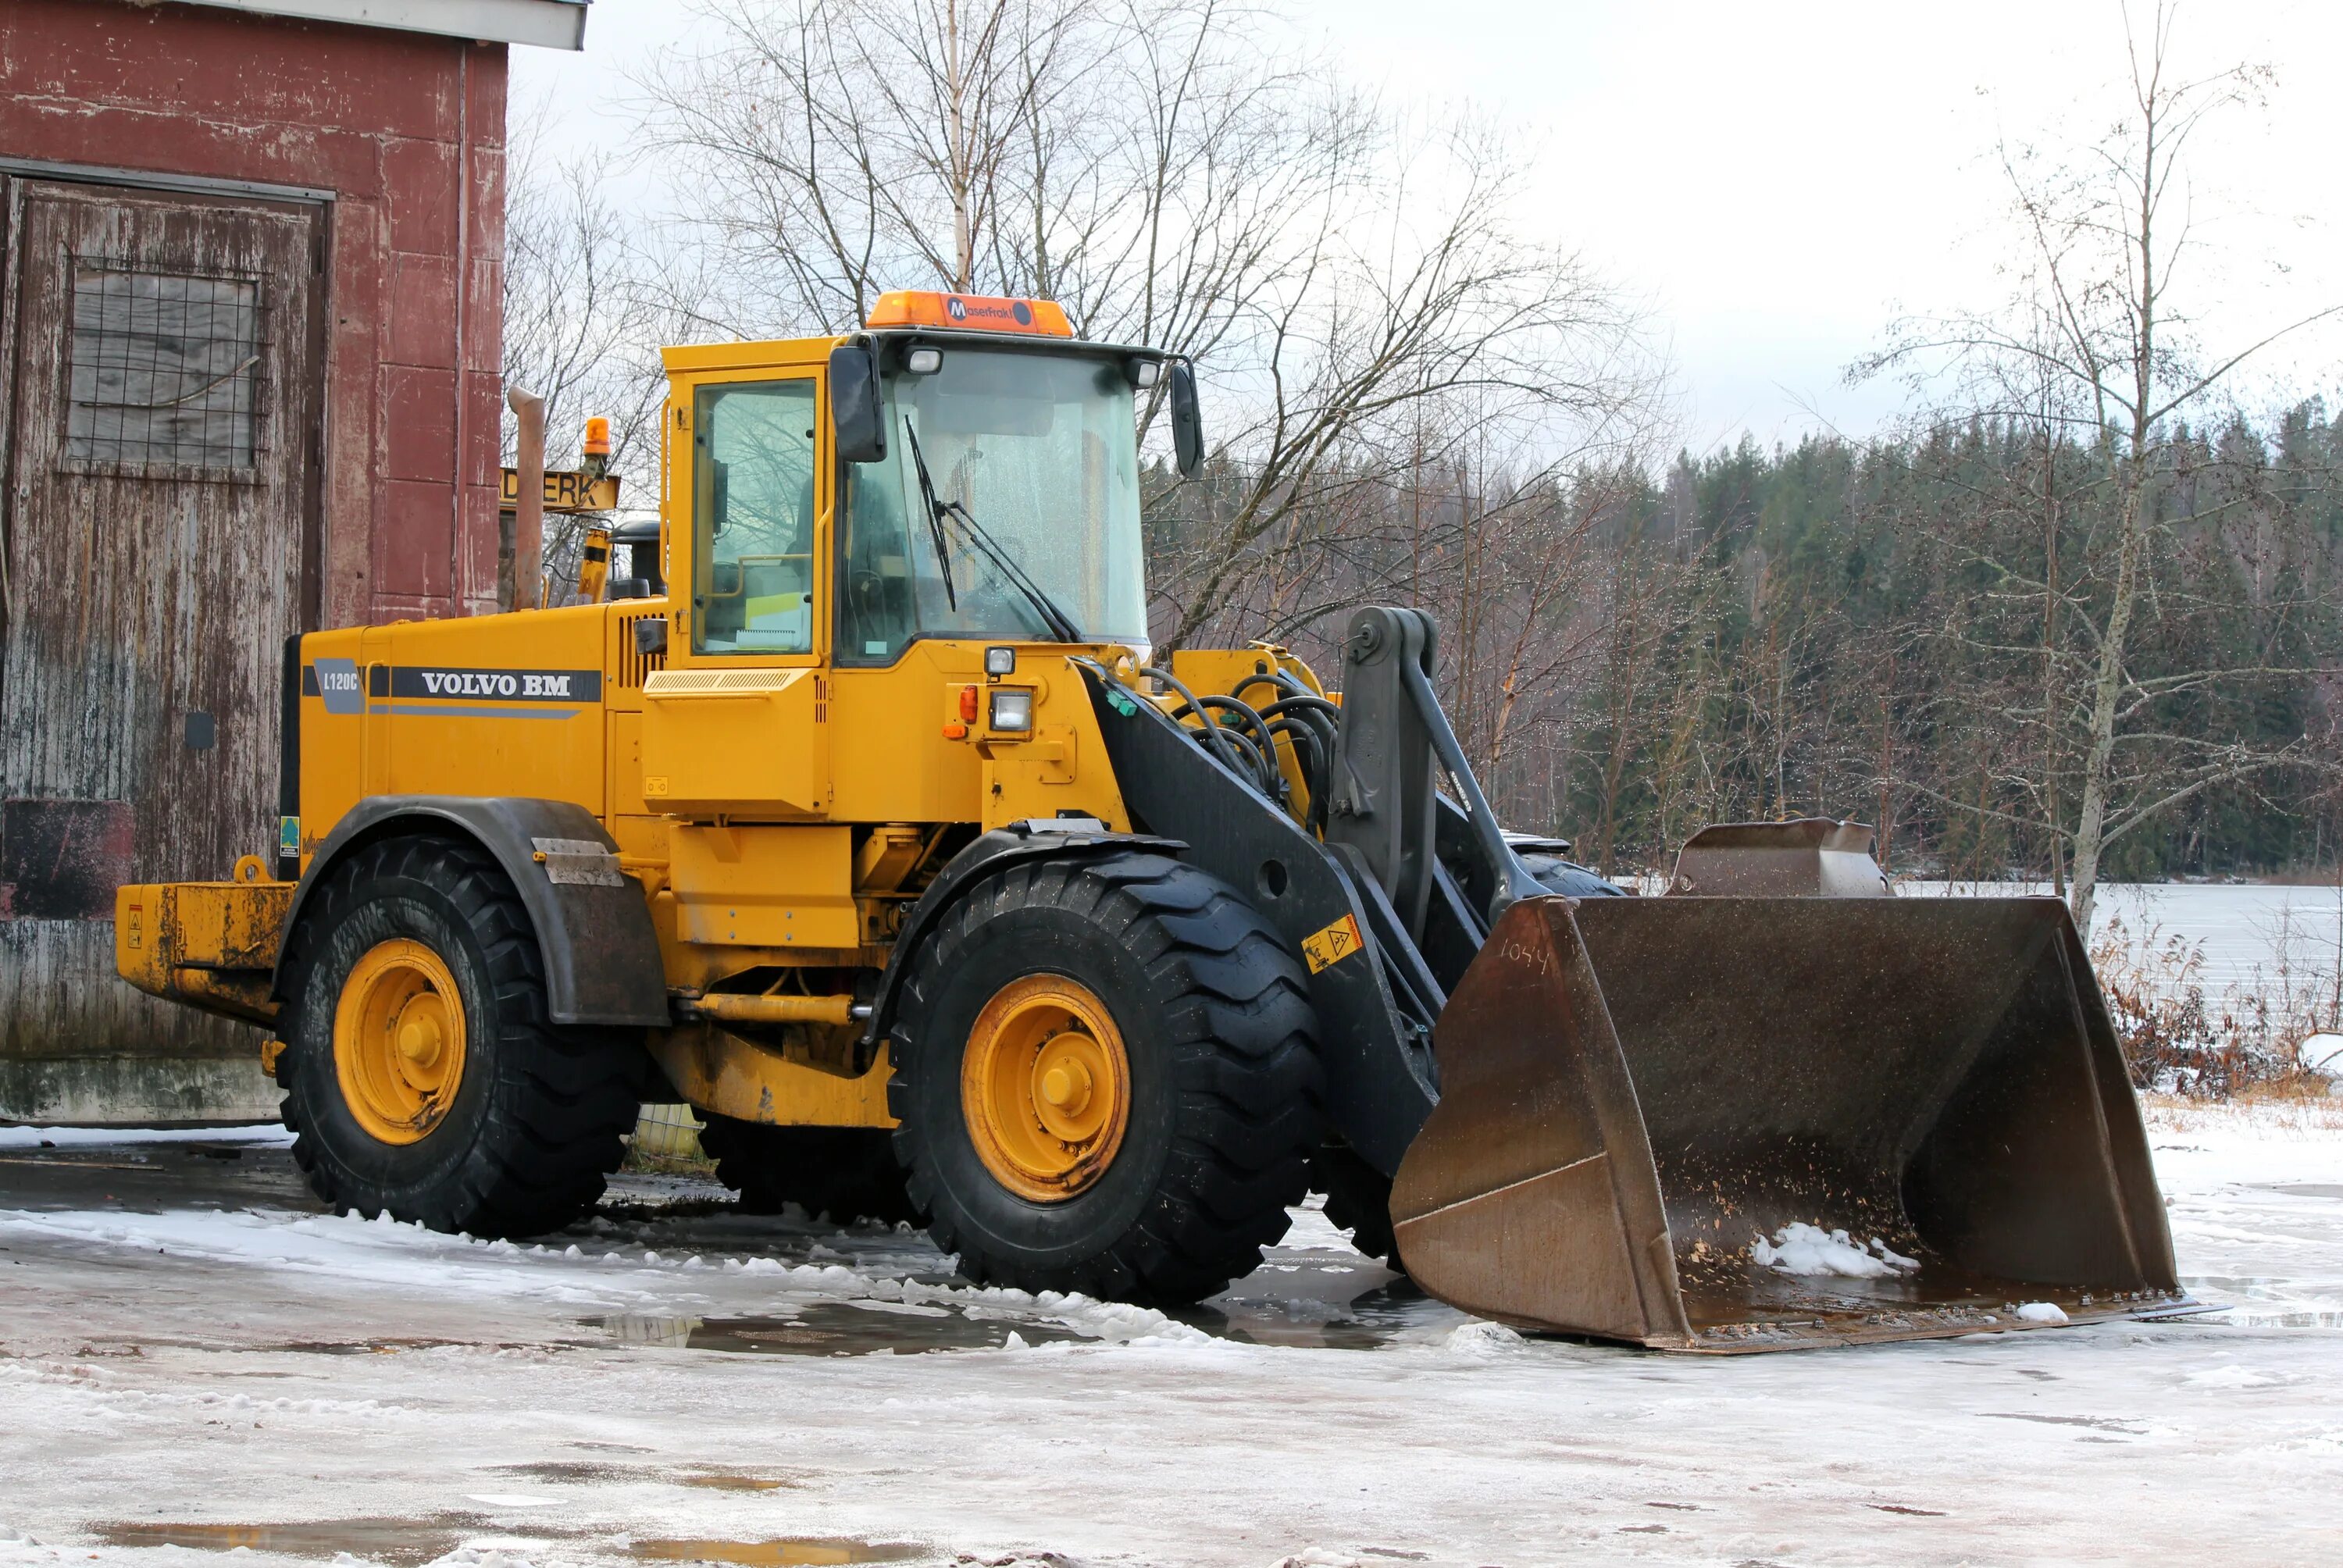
[
  {"xmin": 890, "ymin": 851, "xmax": 1324, "ymax": 1302},
  {"xmin": 274, "ymin": 835, "xmax": 643, "ymax": 1237}
]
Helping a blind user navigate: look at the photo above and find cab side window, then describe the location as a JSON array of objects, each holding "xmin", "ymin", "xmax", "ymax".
[
  {"xmin": 694, "ymin": 379, "xmax": 819, "ymax": 655},
  {"xmin": 836, "ymin": 465, "xmax": 918, "ymax": 661}
]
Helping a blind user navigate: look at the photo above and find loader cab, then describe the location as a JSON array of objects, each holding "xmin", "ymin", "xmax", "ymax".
[{"xmin": 658, "ymin": 292, "xmax": 1193, "ymax": 675}]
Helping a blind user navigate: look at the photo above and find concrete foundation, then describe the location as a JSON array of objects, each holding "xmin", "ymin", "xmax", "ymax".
[{"xmin": 0, "ymin": 1056, "xmax": 279, "ymax": 1128}]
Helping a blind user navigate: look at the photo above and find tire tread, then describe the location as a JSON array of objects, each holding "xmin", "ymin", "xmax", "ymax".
[
  {"xmin": 275, "ymin": 832, "xmax": 640, "ymax": 1238},
  {"xmin": 890, "ymin": 851, "xmax": 1323, "ymax": 1300}
]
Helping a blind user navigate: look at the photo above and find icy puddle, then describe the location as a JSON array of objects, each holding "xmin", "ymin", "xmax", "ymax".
[
  {"xmin": 587, "ymin": 1256, "xmax": 1457, "ymax": 1356},
  {"xmin": 2174, "ymin": 1277, "xmax": 2343, "ymax": 1329},
  {"xmin": 1189, "ymin": 1259, "xmax": 1466, "ymax": 1349},
  {"xmin": 678, "ymin": 1476, "xmax": 795, "ymax": 1492},
  {"xmin": 631, "ymin": 1540, "xmax": 922, "ymax": 1565},
  {"xmin": 89, "ymin": 1519, "xmax": 916, "ymax": 1566},
  {"xmin": 93, "ymin": 1516, "xmax": 489, "ymax": 1563},
  {"xmin": 565, "ymin": 1203, "xmax": 1465, "ymax": 1356},
  {"xmin": 482, "ymin": 1461, "xmax": 807, "ymax": 1492},
  {"xmin": 590, "ymin": 1303, "xmax": 1092, "ymax": 1355}
]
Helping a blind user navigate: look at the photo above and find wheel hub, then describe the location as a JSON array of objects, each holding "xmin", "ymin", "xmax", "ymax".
[
  {"xmin": 961, "ymin": 975, "xmax": 1131, "ymax": 1202},
  {"xmin": 333, "ymin": 939, "xmax": 467, "ymax": 1145}
]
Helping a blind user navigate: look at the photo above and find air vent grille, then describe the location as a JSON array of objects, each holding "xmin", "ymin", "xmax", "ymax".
[
  {"xmin": 615, "ymin": 611, "xmax": 669, "ymax": 690},
  {"xmin": 644, "ymin": 668, "xmax": 804, "ymax": 695}
]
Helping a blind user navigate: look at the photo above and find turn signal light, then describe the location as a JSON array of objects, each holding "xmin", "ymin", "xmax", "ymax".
[
  {"xmin": 958, "ymin": 685, "xmax": 980, "ymax": 722},
  {"xmin": 866, "ymin": 290, "xmax": 1074, "ymax": 337}
]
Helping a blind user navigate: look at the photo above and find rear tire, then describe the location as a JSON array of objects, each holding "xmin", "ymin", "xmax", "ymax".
[
  {"xmin": 274, "ymin": 835, "xmax": 642, "ymax": 1238},
  {"xmin": 697, "ymin": 1116, "xmax": 917, "ymax": 1225},
  {"xmin": 1310, "ymin": 1145, "xmax": 1400, "ymax": 1267},
  {"xmin": 889, "ymin": 850, "xmax": 1324, "ymax": 1301}
]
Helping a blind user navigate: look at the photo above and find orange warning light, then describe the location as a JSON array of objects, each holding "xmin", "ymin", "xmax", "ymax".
[
  {"xmin": 582, "ymin": 415, "xmax": 612, "ymax": 456},
  {"xmin": 866, "ymin": 290, "xmax": 1074, "ymax": 337}
]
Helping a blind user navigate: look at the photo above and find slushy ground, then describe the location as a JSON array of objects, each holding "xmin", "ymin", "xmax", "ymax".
[{"xmin": 2, "ymin": 1095, "xmax": 2341, "ymax": 1567}]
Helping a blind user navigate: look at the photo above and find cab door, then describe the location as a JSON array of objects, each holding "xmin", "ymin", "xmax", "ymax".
[
  {"xmin": 641, "ymin": 370, "xmax": 833, "ymax": 818},
  {"xmin": 686, "ymin": 376, "xmax": 826, "ymax": 663}
]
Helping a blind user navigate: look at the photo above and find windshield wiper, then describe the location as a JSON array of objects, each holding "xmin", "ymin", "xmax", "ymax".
[
  {"xmin": 902, "ymin": 420, "xmax": 1084, "ymax": 643},
  {"xmin": 902, "ymin": 418, "xmax": 960, "ymax": 612}
]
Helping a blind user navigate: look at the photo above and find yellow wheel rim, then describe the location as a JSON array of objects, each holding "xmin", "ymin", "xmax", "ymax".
[
  {"xmin": 961, "ymin": 974, "xmax": 1131, "ymax": 1202},
  {"xmin": 333, "ymin": 939, "xmax": 467, "ymax": 1146}
]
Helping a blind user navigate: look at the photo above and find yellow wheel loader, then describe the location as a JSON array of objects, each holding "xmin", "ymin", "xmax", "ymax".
[{"xmin": 118, "ymin": 290, "xmax": 2188, "ymax": 1349}]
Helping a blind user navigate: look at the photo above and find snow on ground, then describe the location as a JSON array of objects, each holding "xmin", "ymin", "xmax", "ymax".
[
  {"xmin": 0, "ymin": 1124, "xmax": 295, "ymax": 1150},
  {"xmin": 2145, "ymin": 1095, "xmax": 2343, "ymax": 1331},
  {"xmin": 1, "ymin": 1099, "xmax": 2341, "ymax": 1565}
]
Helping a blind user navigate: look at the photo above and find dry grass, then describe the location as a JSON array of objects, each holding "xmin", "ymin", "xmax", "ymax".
[
  {"xmin": 2092, "ymin": 903, "xmax": 2342, "ymax": 1099},
  {"xmin": 2140, "ymin": 1087, "xmax": 2343, "ymax": 1136}
]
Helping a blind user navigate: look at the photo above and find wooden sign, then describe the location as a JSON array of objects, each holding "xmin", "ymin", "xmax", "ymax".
[{"xmin": 499, "ymin": 469, "xmax": 621, "ymax": 513}]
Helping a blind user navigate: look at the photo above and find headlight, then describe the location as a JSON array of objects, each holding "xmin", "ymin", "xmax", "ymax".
[
  {"xmin": 907, "ymin": 347, "xmax": 944, "ymax": 375},
  {"xmin": 984, "ymin": 645, "xmax": 1017, "ymax": 675},
  {"xmin": 989, "ymin": 690, "xmax": 1034, "ymax": 732}
]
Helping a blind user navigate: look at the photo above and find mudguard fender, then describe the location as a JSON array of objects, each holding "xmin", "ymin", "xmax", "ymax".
[
  {"xmin": 274, "ymin": 796, "xmax": 669, "ymax": 1028},
  {"xmin": 858, "ymin": 821, "xmax": 1188, "ymax": 1062}
]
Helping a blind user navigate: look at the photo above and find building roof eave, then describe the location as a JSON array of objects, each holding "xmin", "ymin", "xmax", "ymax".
[{"xmin": 170, "ymin": 0, "xmax": 590, "ymax": 51}]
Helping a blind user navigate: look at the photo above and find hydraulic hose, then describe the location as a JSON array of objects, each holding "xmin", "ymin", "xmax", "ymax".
[
  {"xmin": 1138, "ymin": 665, "xmax": 1268, "ymax": 792},
  {"xmin": 1133, "ymin": 665, "xmax": 1331, "ymax": 827}
]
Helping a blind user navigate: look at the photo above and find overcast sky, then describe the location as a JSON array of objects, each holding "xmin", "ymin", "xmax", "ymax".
[{"xmin": 519, "ymin": 0, "xmax": 2343, "ymax": 451}]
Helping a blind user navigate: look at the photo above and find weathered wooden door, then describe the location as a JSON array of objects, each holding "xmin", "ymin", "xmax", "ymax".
[{"xmin": 0, "ymin": 180, "xmax": 319, "ymax": 1122}]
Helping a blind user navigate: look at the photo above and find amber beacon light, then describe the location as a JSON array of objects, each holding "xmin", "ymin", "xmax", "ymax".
[{"xmin": 865, "ymin": 290, "xmax": 1074, "ymax": 337}]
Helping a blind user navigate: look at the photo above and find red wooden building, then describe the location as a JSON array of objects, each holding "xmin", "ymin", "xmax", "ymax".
[{"xmin": 0, "ymin": 0, "xmax": 590, "ymax": 1122}]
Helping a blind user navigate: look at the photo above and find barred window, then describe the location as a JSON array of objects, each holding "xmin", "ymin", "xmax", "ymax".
[{"xmin": 66, "ymin": 263, "xmax": 262, "ymax": 476}]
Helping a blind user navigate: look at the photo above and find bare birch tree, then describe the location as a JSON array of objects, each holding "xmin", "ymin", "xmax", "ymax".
[{"xmin": 1860, "ymin": 3, "xmax": 2340, "ymax": 929}]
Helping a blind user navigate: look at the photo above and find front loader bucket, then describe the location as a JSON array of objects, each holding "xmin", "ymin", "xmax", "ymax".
[{"xmin": 1389, "ymin": 896, "xmax": 2184, "ymax": 1351}]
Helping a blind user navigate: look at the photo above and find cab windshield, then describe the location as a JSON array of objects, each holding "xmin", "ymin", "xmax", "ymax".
[{"xmin": 838, "ymin": 346, "xmax": 1147, "ymax": 660}]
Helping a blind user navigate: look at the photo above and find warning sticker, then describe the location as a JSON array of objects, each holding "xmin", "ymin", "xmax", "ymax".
[{"xmin": 1300, "ymin": 912, "xmax": 1366, "ymax": 974}]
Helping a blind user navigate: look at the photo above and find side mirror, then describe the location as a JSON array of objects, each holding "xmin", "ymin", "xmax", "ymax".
[
  {"xmin": 829, "ymin": 343, "xmax": 886, "ymax": 463},
  {"xmin": 1168, "ymin": 360, "xmax": 1204, "ymax": 480}
]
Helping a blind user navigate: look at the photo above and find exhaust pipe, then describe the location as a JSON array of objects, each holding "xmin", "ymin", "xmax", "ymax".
[{"xmin": 506, "ymin": 385, "xmax": 547, "ymax": 611}]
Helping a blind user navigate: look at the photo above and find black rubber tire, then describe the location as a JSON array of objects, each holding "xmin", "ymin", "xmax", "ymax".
[
  {"xmin": 888, "ymin": 850, "xmax": 1324, "ymax": 1302},
  {"xmin": 1310, "ymin": 1145, "xmax": 1400, "ymax": 1267},
  {"xmin": 697, "ymin": 1116, "xmax": 918, "ymax": 1225},
  {"xmin": 1517, "ymin": 852, "xmax": 1625, "ymax": 899},
  {"xmin": 273, "ymin": 834, "xmax": 643, "ymax": 1238}
]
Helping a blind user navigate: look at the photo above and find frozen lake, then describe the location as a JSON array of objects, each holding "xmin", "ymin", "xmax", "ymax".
[{"xmin": 1913, "ymin": 880, "xmax": 2343, "ymax": 1001}]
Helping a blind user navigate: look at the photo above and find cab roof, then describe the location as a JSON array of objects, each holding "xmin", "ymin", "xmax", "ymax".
[{"xmin": 660, "ymin": 292, "xmax": 1096, "ymax": 376}]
